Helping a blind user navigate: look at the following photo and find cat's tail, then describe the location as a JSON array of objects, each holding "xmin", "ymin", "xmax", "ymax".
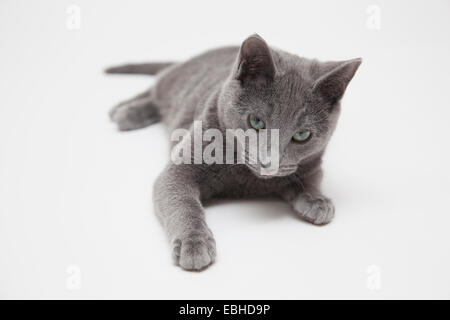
[{"xmin": 104, "ymin": 62, "xmax": 175, "ymax": 75}]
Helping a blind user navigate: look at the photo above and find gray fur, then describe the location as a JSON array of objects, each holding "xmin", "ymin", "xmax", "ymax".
[{"xmin": 107, "ymin": 34, "xmax": 361, "ymax": 271}]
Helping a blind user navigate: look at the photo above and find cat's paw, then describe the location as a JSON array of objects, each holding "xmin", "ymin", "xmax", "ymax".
[
  {"xmin": 293, "ymin": 193, "xmax": 335, "ymax": 225},
  {"xmin": 109, "ymin": 100, "xmax": 160, "ymax": 131},
  {"xmin": 109, "ymin": 103, "xmax": 143, "ymax": 131},
  {"xmin": 172, "ymin": 231, "xmax": 216, "ymax": 271}
]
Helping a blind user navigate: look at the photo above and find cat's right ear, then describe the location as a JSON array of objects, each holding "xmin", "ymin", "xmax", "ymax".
[
  {"xmin": 312, "ymin": 58, "xmax": 362, "ymax": 106},
  {"xmin": 235, "ymin": 34, "xmax": 276, "ymax": 86}
]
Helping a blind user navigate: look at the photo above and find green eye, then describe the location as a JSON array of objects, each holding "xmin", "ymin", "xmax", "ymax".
[
  {"xmin": 293, "ymin": 130, "xmax": 311, "ymax": 142},
  {"xmin": 249, "ymin": 114, "xmax": 265, "ymax": 130}
]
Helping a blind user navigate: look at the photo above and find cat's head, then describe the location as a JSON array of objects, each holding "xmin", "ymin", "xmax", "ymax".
[{"xmin": 218, "ymin": 34, "xmax": 361, "ymax": 178}]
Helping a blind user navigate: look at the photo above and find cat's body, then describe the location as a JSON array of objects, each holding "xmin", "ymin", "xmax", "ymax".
[{"xmin": 107, "ymin": 35, "xmax": 361, "ymax": 270}]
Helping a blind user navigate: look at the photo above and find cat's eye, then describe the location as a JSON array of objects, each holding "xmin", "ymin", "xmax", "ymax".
[
  {"xmin": 248, "ymin": 114, "xmax": 265, "ymax": 130},
  {"xmin": 292, "ymin": 130, "xmax": 311, "ymax": 143}
]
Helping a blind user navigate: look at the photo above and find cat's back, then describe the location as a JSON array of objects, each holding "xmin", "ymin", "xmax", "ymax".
[{"xmin": 153, "ymin": 46, "xmax": 239, "ymax": 124}]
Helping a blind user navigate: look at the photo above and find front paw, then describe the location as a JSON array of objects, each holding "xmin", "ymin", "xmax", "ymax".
[
  {"xmin": 172, "ymin": 231, "xmax": 216, "ymax": 271},
  {"xmin": 292, "ymin": 193, "xmax": 335, "ymax": 225}
]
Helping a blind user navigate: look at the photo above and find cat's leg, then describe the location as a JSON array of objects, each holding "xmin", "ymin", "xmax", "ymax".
[
  {"xmin": 153, "ymin": 164, "xmax": 216, "ymax": 271},
  {"xmin": 109, "ymin": 90, "xmax": 161, "ymax": 131},
  {"xmin": 282, "ymin": 169, "xmax": 335, "ymax": 225}
]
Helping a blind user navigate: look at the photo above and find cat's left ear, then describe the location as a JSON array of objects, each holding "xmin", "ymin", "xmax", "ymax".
[
  {"xmin": 313, "ymin": 58, "xmax": 362, "ymax": 105},
  {"xmin": 235, "ymin": 34, "xmax": 276, "ymax": 86}
]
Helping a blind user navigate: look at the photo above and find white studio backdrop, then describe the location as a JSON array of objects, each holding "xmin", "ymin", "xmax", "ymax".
[{"xmin": 0, "ymin": 0, "xmax": 449, "ymax": 299}]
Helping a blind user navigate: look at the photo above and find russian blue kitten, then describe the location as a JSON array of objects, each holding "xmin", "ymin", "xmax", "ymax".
[{"xmin": 107, "ymin": 34, "xmax": 361, "ymax": 271}]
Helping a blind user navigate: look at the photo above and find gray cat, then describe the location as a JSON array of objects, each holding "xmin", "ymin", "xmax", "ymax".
[{"xmin": 106, "ymin": 34, "xmax": 361, "ymax": 271}]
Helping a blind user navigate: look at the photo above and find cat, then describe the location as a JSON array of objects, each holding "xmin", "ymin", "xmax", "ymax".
[{"xmin": 106, "ymin": 34, "xmax": 361, "ymax": 271}]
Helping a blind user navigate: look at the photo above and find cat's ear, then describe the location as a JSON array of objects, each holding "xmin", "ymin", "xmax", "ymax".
[
  {"xmin": 313, "ymin": 58, "xmax": 362, "ymax": 105},
  {"xmin": 235, "ymin": 34, "xmax": 276, "ymax": 86}
]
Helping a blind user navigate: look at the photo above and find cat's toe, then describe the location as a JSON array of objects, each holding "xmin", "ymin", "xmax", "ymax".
[
  {"xmin": 172, "ymin": 232, "xmax": 216, "ymax": 271},
  {"xmin": 293, "ymin": 193, "xmax": 335, "ymax": 225}
]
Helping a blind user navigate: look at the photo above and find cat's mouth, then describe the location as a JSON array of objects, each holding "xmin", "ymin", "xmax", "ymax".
[
  {"xmin": 245, "ymin": 163, "xmax": 297, "ymax": 179},
  {"xmin": 240, "ymin": 149, "xmax": 297, "ymax": 178}
]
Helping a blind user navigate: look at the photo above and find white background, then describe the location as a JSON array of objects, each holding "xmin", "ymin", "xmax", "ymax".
[{"xmin": 1, "ymin": 0, "xmax": 450, "ymax": 299}]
